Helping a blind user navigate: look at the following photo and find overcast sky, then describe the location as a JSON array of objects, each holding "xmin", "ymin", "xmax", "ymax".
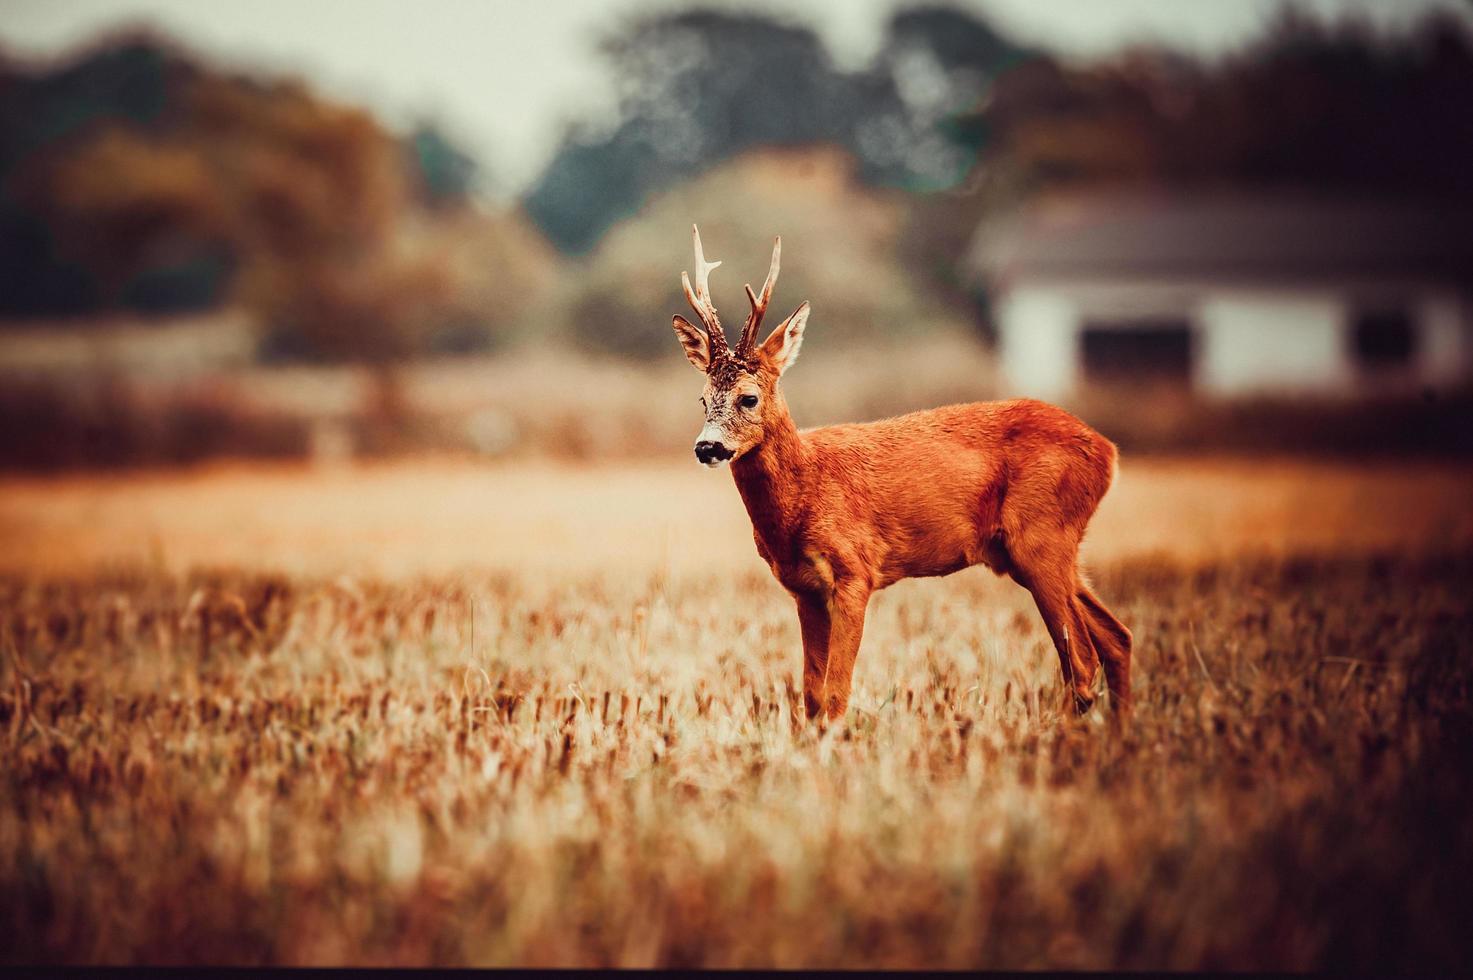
[{"xmin": 2, "ymin": 0, "xmax": 1467, "ymax": 197}]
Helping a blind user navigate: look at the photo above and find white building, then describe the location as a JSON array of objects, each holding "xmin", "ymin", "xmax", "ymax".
[{"xmin": 966, "ymin": 192, "xmax": 1473, "ymax": 400}]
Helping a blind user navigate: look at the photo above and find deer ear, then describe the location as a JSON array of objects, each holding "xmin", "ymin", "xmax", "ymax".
[
  {"xmin": 761, "ymin": 302, "xmax": 808, "ymax": 376},
  {"xmin": 672, "ymin": 314, "xmax": 710, "ymax": 372}
]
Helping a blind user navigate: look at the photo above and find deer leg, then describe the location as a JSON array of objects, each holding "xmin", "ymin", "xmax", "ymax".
[
  {"xmin": 1010, "ymin": 539, "xmax": 1100, "ymax": 715},
  {"xmin": 795, "ymin": 594, "xmax": 832, "ymax": 721},
  {"xmin": 822, "ymin": 585, "xmax": 870, "ymax": 721},
  {"xmin": 1078, "ymin": 583, "xmax": 1133, "ymax": 712},
  {"xmin": 795, "ymin": 585, "xmax": 869, "ymax": 723},
  {"xmin": 1067, "ymin": 599, "xmax": 1105, "ymax": 704},
  {"xmin": 1038, "ymin": 590, "xmax": 1100, "ymax": 716}
]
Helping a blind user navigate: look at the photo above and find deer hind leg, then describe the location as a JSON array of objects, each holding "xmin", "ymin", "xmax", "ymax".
[
  {"xmin": 1077, "ymin": 583, "xmax": 1133, "ymax": 712},
  {"xmin": 1009, "ymin": 533, "xmax": 1101, "ymax": 715}
]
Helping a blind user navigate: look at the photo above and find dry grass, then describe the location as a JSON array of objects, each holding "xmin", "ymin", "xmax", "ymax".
[
  {"xmin": 3, "ymin": 456, "xmax": 1471, "ymax": 581},
  {"xmin": 2, "ymin": 459, "xmax": 1472, "ymax": 968}
]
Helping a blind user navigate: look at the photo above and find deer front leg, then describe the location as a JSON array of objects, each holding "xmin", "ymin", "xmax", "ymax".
[
  {"xmin": 794, "ymin": 595, "xmax": 831, "ymax": 721},
  {"xmin": 794, "ymin": 583, "xmax": 870, "ymax": 722}
]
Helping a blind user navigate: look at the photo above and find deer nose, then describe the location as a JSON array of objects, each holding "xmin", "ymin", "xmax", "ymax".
[{"xmin": 694, "ymin": 440, "xmax": 734, "ymax": 464}]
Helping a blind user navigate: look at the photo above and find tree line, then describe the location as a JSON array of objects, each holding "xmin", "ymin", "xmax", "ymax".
[{"xmin": 2, "ymin": 5, "xmax": 1470, "ymax": 361}]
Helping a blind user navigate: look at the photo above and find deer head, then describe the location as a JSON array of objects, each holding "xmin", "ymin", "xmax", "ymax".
[{"xmin": 670, "ymin": 225, "xmax": 810, "ymax": 467}]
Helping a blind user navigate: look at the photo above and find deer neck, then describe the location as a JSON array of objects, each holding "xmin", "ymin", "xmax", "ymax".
[{"xmin": 731, "ymin": 392, "xmax": 808, "ymax": 554}]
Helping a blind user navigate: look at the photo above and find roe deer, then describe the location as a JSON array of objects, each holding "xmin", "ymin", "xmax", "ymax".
[{"xmin": 669, "ymin": 226, "xmax": 1132, "ymax": 722}]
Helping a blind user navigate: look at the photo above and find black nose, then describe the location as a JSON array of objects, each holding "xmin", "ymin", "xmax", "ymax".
[{"xmin": 694, "ymin": 441, "xmax": 734, "ymax": 463}]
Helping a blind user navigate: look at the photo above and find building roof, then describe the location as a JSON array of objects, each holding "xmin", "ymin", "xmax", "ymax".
[{"xmin": 967, "ymin": 190, "xmax": 1473, "ymax": 288}]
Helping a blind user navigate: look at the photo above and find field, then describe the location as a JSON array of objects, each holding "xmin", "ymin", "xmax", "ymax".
[{"xmin": 3, "ymin": 457, "xmax": 1473, "ymax": 968}]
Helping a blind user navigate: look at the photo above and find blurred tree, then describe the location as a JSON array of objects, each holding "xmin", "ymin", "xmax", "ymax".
[
  {"xmin": 524, "ymin": 6, "xmax": 1037, "ymax": 254},
  {"xmin": 568, "ymin": 146, "xmax": 967, "ymax": 358},
  {"xmin": 971, "ymin": 9, "xmax": 1473, "ymax": 203},
  {"xmin": 880, "ymin": 6, "xmax": 1039, "ymax": 324},
  {"xmin": 176, "ymin": 68, "xmax": 442, "ymax": 361},
  {"xmin": 877, "ymin": 5, "xmax": 1036, "ymax": 180},
  {"xmin": 0, "ymin": 38, "xmax": 179, "ymax": 317},
  {"xmin": 0, "ymin": 38, "xmax": 172, "ymax": 176},
  {"xmin": 407, "ymin": 122, "xmax": 479, "ymax": 209},
  {"xmin": 525, "ymin": 11, "xmax": 847, "ymax": 254},
  {"xmin": 15, "ymin": 125, "xmax": 230, "ymax": 306},
  {"xmin": 0, "ymin": 31, "xmax": 561, "ymax": 372}
]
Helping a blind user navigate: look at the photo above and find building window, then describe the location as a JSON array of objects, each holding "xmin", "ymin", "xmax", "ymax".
[
  {"xmin": 1080, "ymin": 318, "xmax": 1195, "ymax": 386},
  {"xmin": 1350, "ymin": 306, "xmax": 1417, "ymax": 370}
]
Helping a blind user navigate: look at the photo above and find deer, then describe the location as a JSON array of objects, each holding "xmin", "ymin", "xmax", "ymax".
[{"xmin": 669, "ymin": 226, "xmax": 1133, "ymax": 724}]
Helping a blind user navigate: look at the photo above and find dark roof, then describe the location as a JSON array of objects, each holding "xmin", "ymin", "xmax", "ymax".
[{"xmin": 968, "ymin": 190, "xmax": 1473, "ymax": 287}]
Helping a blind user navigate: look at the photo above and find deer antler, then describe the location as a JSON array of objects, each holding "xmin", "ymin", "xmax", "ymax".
[
  {"xmin": 681, "ymin": 225, "xmax": 729, "ymax": 360},
  {"xmin": 737, "ymin": 236, "xmax": 781, "ymax": 359}
]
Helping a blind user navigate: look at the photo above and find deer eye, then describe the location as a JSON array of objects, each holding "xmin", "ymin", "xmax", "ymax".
[{"xmin": 739, "ymin": 394, "xmax": 759, "ymax": 409}]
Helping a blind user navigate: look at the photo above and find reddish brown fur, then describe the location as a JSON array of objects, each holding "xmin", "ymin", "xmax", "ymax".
[{"xmin": 672, "ymin": 232, "xmax": 1133, "ymax": 722}]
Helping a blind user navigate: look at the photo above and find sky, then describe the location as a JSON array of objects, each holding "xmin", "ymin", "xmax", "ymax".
[{"xmin": 1, "ymin": 0, "xmax": 1467, "ymax": 198}]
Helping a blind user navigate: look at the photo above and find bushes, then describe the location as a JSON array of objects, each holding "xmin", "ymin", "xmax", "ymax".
[
  {"xmin": 1071, "ymin": 385, "xmax": 1473, "ymax": 457},
  {"xmin": 0, "ymin": 377, "xmax": 309, "ymax": 470},
  {"xmin": 3, "ymin": 351, "xmax": 1470, "ymax": 473}
]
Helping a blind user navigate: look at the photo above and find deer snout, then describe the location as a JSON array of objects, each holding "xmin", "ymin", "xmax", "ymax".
[{"xmin": 694, "ymin": 440, "xmax": 734, "ymax": 465}]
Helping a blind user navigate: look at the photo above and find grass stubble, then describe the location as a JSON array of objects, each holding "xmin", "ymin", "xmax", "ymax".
[{"xmin": 1, "ymin": 462, "xmax": 1471, "ymax": 969}]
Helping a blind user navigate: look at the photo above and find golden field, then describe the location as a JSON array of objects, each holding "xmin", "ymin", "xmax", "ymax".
[{"xmin": 3, "ymin": 456, "xmax": 1472, "ymax": 968}]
